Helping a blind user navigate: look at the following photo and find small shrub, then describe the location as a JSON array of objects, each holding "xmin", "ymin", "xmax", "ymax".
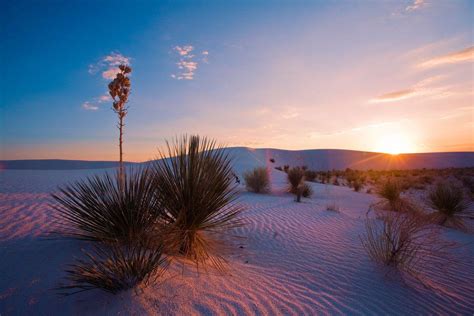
[
  {"xmin": 304, "ymin": 170, "xmax": 317, "ymax": 182},
  {"xmin": 269, "ymin": 158, "xmax": 275, "ymax": 163},
  {"xmin": 353, "ymin": 180, "xmax": 363, "ymax": 192},
  {"xmin": 428, "ymin": 182, "xmax": 472, "ymax": 228},
  {"xmin": 301, "ymin": 182, "xmax": 313, "ymax": 198},
  {"xmin": 244, "ymin": 167, "xmax": 270, "ymax": 193},
  {"xmin": 287, "ymin": 167, "xmax": 305, "ymax": 194},
  {"xmin": 275, "ymin": 166, "xmax": 283, "ymax": 171},
  {"xmin": 374, "ymin": 179, "xmax": 417, "ymax": 213},
  {"xmin": 283, "ymin": 165, "xmax": 290, "ymax": 173},
  {"xmin": 461, "ymin": 176, "xmax": 474, "ymax": 194},
  {"xmin": 59, "ymin": 240, "xmax": 167, "ymax": 295},
  {"xmin": 360, "ymin": 211, "xmax": 452, "ymax": 280}
]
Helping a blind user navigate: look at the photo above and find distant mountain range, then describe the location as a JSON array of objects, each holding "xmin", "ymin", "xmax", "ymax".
[
  {"xmin": 0, "ymin": 159, "xmax": 137, "ymax": 170},
  {"xmin": 1, "ymin": 148, "xmax": 473, "ymax": 171}
]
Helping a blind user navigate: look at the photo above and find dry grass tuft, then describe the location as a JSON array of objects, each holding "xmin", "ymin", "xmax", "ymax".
[
  {"xmin": 361, "ymin": 211, "xmax": 456, "ymax": 283},
  {"xmin": 244, "ymin": 167, "xmax": 270, "ymax": 193}
]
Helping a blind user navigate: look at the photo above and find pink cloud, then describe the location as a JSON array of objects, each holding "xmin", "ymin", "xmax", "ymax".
[{"xmin": 418, "ymin": 46, "xmax": 474, "ymax": 68}]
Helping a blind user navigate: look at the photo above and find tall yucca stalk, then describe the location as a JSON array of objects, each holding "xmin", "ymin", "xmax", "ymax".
[
  {"xmin": 108, "ymin": 64, "xmax": 132, "ymax": 183},
  {"xmin": 151, "ymin": 135, "xmax": 244, "ymax": 269}
]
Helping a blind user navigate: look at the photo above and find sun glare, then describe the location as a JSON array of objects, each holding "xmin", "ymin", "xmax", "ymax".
[{"xmin": 374, "ymin": 134, "xmax": 417, "ymax": 155}]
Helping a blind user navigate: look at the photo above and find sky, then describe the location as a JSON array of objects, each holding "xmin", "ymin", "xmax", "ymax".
[{"xmin": 1, "ymin": 0, "xmax": 473, "ymax": 161}]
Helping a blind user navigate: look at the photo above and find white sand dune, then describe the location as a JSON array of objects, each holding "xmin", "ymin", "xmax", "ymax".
[{"xmin": 1, "ymin": 149, "xmax": 473, "ymax": 315}]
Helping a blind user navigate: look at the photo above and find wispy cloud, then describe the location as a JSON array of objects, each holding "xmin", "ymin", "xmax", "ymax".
[
  {"xmin": 98, "ymin": 94, "xmax": 112, "ymax": 103},
  {"xmin": 171, "ymin": 45, "xmax": 209, "ymax": 80},
  {"xmin": 405, "ymin": 0, "xmax": 427, "ymax": 12},
  {"xmin": 82, "ymin": 101, "xmax": 99, "ymax": 111},
  {"xmin": 81, "ymin": 93, "xmax": 111, "ymax": 111},
  {"xmin": 418, "ymin": 46, "xmax": 474, "ymax": 68},
  {"xmin": 89, "ymin": 52, "xmax": 131, "ymax": 79},
  {"xmin": 370, "ymin": 76, "xmax": 452, "ymax": 103},
  {"xmin": 372, "ymin": 89, "xmax": 417, "ymax": 103}
]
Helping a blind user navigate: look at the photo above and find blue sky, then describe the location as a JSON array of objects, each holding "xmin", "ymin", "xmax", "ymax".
[{"xmin": 1, "ymin": 0, "xmax": 473, "ymax": 160}]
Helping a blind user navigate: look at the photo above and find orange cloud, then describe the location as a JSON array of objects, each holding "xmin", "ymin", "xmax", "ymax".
[
  {"xmin": 419, "ymin": 46, "xmax": 474, "ymax": 68},
  {"xmin": 372, "ymin": 89, "xmax": 417, "ymax": 103}
]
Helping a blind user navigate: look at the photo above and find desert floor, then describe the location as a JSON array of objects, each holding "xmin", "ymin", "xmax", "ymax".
[{"xmin": 1, "ymin": 164, "xmax": 473, "ymax": 315}]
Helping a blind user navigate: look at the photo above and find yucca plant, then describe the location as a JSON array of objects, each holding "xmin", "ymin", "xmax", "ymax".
[
  {"xmin": 373, "ymin": 178, "xmax": 417, "ymax": 213},
  {"xmin": 151, "ymin": 135, "xmax": 244, "ymax": 270},
  {"xmin": 58, "ymin": 239, "xmax": 167, "ymax": 295},
  {"xmin": 287, "ymin": 167, "xmax": 305, "ymax": 194},
  {"xmin": 244, "ymin": 167, "xmax": 270, "ymax": 193},
  {"xmin": 51, "ymin": 167, "xmax": 160, "ymax": 242},
  {"xmin": 428, "ymin": 182, "xmax": 472, "ymax": 228}
]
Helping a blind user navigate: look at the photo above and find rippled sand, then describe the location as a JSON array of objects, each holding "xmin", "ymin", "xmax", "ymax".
[{"xmin": 1, "ymin": 166, "xmax": 473, "ymax": 315}]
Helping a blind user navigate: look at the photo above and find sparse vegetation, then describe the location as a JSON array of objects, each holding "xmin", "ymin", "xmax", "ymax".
[
  {"xmin": 428, "ymin": 182, "xmax": 472, "ymax": 228},
  {"xmin": 301, "ymin": 182, "xmax": 313, "ymax": 198},
  {"xmin": 287, "ymin": 167, "xmax": 305, "ymax": 194},
  {"xmin": 373, "ymin": 179, "xmax": 418, "ymax": 213},
  {"xmin": 361, "ymin": 211, "xmax": 454, "ymax": 281},
  {"xmin": 244, "ymin": 167, "xmax": 270, "ymax": 193}
]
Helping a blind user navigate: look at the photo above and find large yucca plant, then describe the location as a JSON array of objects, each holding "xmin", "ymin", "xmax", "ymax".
[
  {"xmin": 151, "ymin": 135, "xmax": 244, "ymax": 269},
  {"xmin": 51, "ymin": 167, "xmax": 160, "ymax": 242},
  {"xmin": 58, "ymin": 240, "xmax": 167, "ymax": 295},
  {"xmin": 244, "ymin": 167, "xmax": 270, "ymax": 193},
  {"xmin": 428, "ymin": 182, "xmax": 472, "ymax": 228}
]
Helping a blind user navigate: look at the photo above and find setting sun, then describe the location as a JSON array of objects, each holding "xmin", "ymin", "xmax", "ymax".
[{"xmin": 374, "ymin": 134, "xmax": 418, "ymax": 155}]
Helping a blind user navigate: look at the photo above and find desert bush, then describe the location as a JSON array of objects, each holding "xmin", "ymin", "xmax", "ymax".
[
  {"xmin": 373, "ymin": 179, "xmax": 417, "ymax": 213},
  {"xmin": 301, "ymin": 182, "xmax": 313, "ymax": 198},
  {"xmin": 244, "ymin": 167, "xmax": 270, "ymax": 193},
  {"xmin": 360, "ymin": 211, "xmax": 453, "ymax": 280},
  {"xmin": 283, "ymin": 165, "xmax": 290, "ymax": 173},
  {"xmin": 428, "ymin": 182, "xmax": 472, "ymax": 228},
  {"xmin": 353, "ymin": 180, "xmax": 363, "ymax": 192},
  {"xmin": 52, "ymin": 167, "xmax": 160, "ymax": 242},
  {"xmin": 461, "ymin": 176, "xmax": 474, "ymax": 194},
  {"xmin": 59, "ymin": 240, "xmax": 167, "ymax": 295},
  {"xmin": 269, "ymin": 158, "xmax": 275, "ymax": 163},
  {"xmin": 304, "ymin": 170, "xmax": 317, "ymax": 182},
  {"xmin": 287, "ymin": 167, "xmax": 305, "ymax": 194},
  {"xmin": 151, "ymin": 135, "xmax": 244, "ymax": 269}
]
